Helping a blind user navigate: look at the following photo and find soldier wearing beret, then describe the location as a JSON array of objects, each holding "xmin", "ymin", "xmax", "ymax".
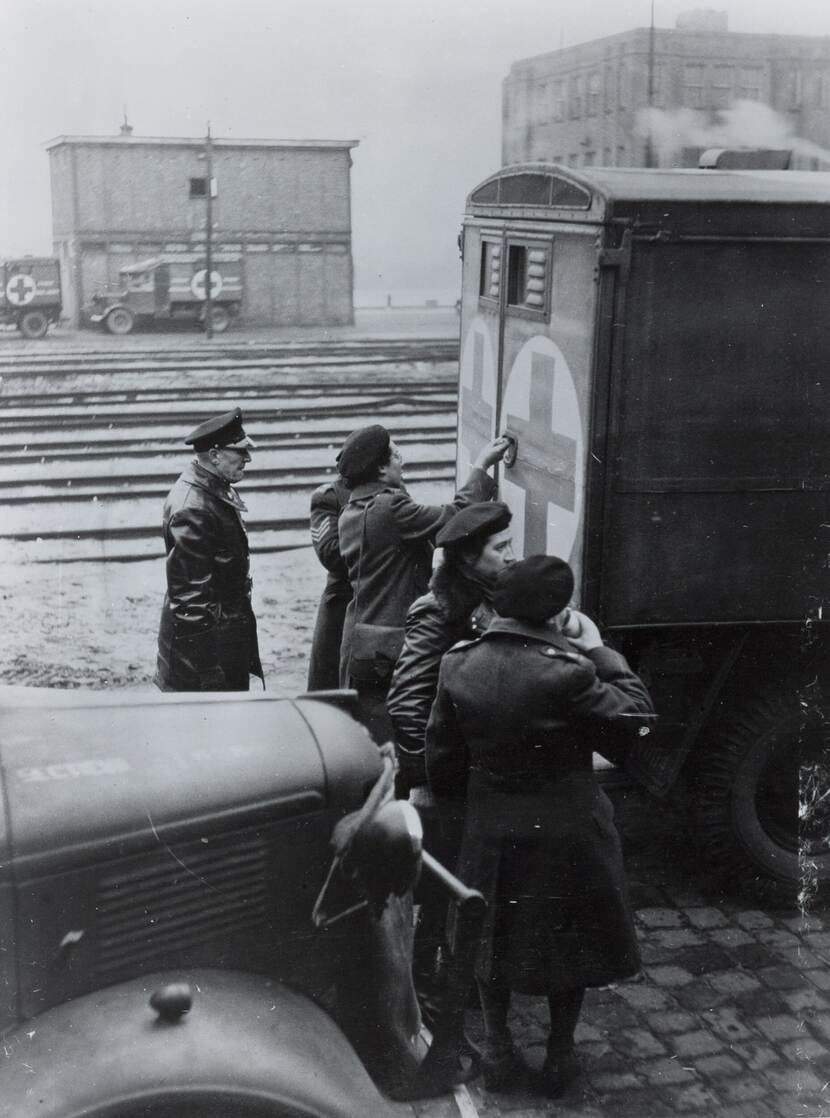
[
  {"xmin": 426, "ymin": 556, "xmax": 655, "ymax": 1096},
  {"xmin": 307, "ymin": 471, "xmax": 352, "ymax": 691},
  {"xmin": 386, "ymin": 501, "xmax": 514, "ymax": 1017},
  {"xmin": 336, "ymin": 423, "xmax": 511, "ymax": 742},
  {"xmin": 387, "ymin": 501, "xmax": 515, "ymax": 797},
  {"xmin": 155, "ymin": 407, "xmax": 263, "ymax": 692}
]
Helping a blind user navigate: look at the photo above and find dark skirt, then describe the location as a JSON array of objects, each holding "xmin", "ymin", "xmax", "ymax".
[{"xmin": 455, "ymin": 768, "xmax": 640, "ymax": 995}]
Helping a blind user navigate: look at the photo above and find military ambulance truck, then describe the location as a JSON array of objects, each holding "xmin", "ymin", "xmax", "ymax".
[
  {"xmin": 0, "ymin": 256, "xmax": 62, "ymax": 337},
  {"xmin": 457, "ymin": 164, "xmax": 828, "ymax": 895},
  {"xmin": 88, "ymin": 253, "xmax": 242, "ymax": 334}
]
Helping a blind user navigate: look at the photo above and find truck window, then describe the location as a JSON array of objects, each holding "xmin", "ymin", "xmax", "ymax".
[
  {"xmin": 479, "ymin": 239, "xmax": 501, "ymax": 301},
  {"xmin": 506, "ymin": 241, "xmax": 550, "ymax": 316},
  {"xmin": 189, "ymin": 177, "xmax": 207, "ymax": 198}
]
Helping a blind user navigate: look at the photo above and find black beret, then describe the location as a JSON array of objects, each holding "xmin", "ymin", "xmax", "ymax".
[
  {"xmin": 436, "ymin": 501, "xmax": 512, "ymax": 550},
  {"xmin": 493, "ymin": 555, "xmax": 574, "ymax": 622},
  {"xmin": 185, "ymin": 407, "xmax": 256, "ymax": 452},
  {"xmin": 337, "ymin": 424, "xmax": 391, "ymax": 481}
]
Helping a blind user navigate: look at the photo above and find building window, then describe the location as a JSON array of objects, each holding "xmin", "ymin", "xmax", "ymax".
[
  {"xmin": 784, "ymin": 68, "xmax": 802, "ymax": 108},
  {"xmin": 604, "ymin": 65, "xmax": 615, "ymax": 111},
  {"xmin": 588, "ymin": 72, "xmax": 601, "ymax": 116},
  {"xmin": 618, "ymin": 63, "xmax": 628, "ymax": 109},
  {"xmin": 506, "ymin": 242, "xmax": 549, "ymax": 315},
  {"xmin": 616, "ymin": 145, "xmax": 626, "ymax": 165},
  {"xmin": 738, "ymin": 67, "xmax": 763, "ymax": 101},
  {"xmin": 683, "ymin": 64, "xmax": 707, "ymax": 108},
  {"xmin": 479, "ymin": 240, "xmax": 501, "ymax": 301},
  {"xmin": 583, "ymin": 151, "xmax": 595, "ymax": 166},
  {"xmin": 569, "ymin": 75, "xmax": 583, "ymax": 118},
  {"xmin": 189, "ymin": 177, "xmax": 207, "ymax": 198},
  {"xmin": 552, "ymin": 80, "xmax": 566, "ymax": 121},
  {"xmin": 553, "ymin": 153, "xmax": 564, "ymax": 165},
  {"xmin": 568, "ymin": 152, "xmax": 579, "ymax": 166},
  {"xmin": 811, "ymin": 73, "xmax": 826, "ymax": 109},
  {"xmin": 712, "ymin": 66, "xmax": 733, "ymax": 109},
  {"xmin": 602, "ymin": 146, "xmax": 612, "ymax": 165}
]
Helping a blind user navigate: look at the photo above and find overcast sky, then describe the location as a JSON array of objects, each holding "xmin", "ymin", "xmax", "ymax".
[{"xmin": 2, "ymin": 0, "xmax": 828, "ymax": 296}]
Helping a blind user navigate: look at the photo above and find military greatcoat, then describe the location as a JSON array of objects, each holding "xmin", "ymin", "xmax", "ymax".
[
  {"xmin": 425, "ymin": 617, "xmax": 655, "ymax": 994},
  {"xmin": 155, "ymin": 460, "xmax": 262, "ymax": 692},
  {"xmin": 307, "ymin": 477, "xmax": 352, "ymax": 691},
  {"xmin": 337, "ymin": 468, "xmax": 496, "ymax": 699}
]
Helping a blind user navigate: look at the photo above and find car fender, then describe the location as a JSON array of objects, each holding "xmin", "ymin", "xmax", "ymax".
[
  {"xmin": 1, "ymin": 967, "xmax": 394, "ymax": 1118},
  {"xmin": 88, "ymin": 300, "xmax": 126, "ymax": 324}
]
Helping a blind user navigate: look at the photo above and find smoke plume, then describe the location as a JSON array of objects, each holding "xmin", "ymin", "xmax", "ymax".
[{"xmin": 637, "ymin": 99, "xmax": 830, "ymax": 167}]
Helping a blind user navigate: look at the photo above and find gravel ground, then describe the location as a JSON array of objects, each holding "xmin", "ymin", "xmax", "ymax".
[{"xmin": 0, "ymin": 544, "xmax": 323, "ymax": 694}]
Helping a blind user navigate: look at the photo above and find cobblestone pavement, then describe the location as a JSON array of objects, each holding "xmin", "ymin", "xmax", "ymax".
[{"xmin": 404, "ymin": 780, "xmax": 829, "ymax": 1118}]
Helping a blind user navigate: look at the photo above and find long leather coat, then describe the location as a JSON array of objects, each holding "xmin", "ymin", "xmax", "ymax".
[
  {"xmin": 307, "ymin": 477, "xmax": 352, "ymax": 691},
  {"xmin": 387, "ymin": 587, "xmax": 493, "ymax": 789},
  {"xmin": 155, "ymin": 460, "xmax": 263, "ymax": 692},
  {"xmin": 337, "ymin": 468, "xmax": 496, "ymax": 687},
  {"xmin": 426, "ymin": 617, "xmax": 655, "ymax": 993}
]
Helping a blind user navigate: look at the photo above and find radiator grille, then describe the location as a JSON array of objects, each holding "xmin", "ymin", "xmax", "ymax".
[{"xmin": 96, "ymin": 834, "xmax": 268, "ymax": 976}]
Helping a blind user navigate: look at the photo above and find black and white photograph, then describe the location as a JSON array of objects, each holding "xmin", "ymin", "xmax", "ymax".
[{"xmin": 0, "ymin": 1, "xmax": 827, "ymax": 1114}]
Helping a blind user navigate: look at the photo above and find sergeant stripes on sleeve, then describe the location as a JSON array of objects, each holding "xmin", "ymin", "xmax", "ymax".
[{"xmin": 310, "ymin": 516, "xmax": 336, "ymax": 543}]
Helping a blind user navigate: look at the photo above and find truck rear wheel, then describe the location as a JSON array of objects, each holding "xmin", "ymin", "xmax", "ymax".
[
  {"xmin": 206, "ymin": 305, "xmax": 231, "ymax": 333},
  {"xmin": 19, "ymin": 309, "xmax": 49, "ymax": 338},
  {"xmin": 106, "ymin": 307, "xmax": 134, "ymax": 335},
  {"xmin": 692, "ymin": 685, "xmax": 829, "ymax": 896}
]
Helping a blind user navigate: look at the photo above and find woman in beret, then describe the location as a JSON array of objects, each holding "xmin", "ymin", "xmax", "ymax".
[
  {"xmin": 336, "ymin": 423, "xmax": 511, "ymax": 742},
  {"xmin": 425, "ymin": 556, "xmax": 655, "ymax": 1097}
]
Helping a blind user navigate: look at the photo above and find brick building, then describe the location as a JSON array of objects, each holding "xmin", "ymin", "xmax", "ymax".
[
  {"xmin": 502, "ymin": 11, "xmax": 830, "ymax": 170},
  {"xmin": 46, "ymin": 132, "xmax": 358, "ymax": 327}
]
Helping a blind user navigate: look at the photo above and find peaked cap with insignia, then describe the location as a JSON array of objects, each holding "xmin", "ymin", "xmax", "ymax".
[{"xmin": 185, "ymin": 407, "xmax": 257, "ymax": 452}]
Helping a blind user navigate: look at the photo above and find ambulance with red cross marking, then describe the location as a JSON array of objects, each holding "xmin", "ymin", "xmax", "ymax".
[
  {"xmin": 0, "ymin": 256, "xmax": 62, "ymax": 338},
  {"xmin": 88, "ymin": 253, "xmax": 242, "ymax": 334},
  {"xmin": 457, "ymin": 163, "xmax": 829, "ymax": 898}
]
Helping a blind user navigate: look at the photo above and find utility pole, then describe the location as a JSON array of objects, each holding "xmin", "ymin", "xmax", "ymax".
[
  {"xmin": 205, "ymin": 123, "xmax": 214, "ymax": 339},
  {"xmin": 645, "ymin": 0, "xmax": 656, "ymax": 167}
]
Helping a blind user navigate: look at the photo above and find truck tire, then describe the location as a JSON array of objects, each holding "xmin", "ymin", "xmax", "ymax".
[
  {"xmin": 206, "ymin": 304, "xmax": 231, "ymax": 333},
  {"xmin": 106, "ymin": 307, "xmax": 134, "ymax": 335},
  {"xmin": 692, "ymin": 685, "xmax": 828, "ymax": 894},
  {"xmin": 19, "ymin": 310, "xmax": 49, "ymax": 338}
]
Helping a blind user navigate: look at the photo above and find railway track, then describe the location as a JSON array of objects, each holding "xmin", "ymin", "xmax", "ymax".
[{"xmin": 0, "ymin": 337, "xmax": 460, "ymax": 564}]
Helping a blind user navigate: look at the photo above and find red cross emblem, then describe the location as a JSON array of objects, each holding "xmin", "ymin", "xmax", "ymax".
[
  {"xmin": 190, "ymin": 269, "xmax": 223, "ymax": 300},
  {"xmin": 6, "ymin": 274, "xmax": 37, "ymax": 306},
  {"xmin": 505, "ymin": 351, "xmax": 579, "ymax": 557}
]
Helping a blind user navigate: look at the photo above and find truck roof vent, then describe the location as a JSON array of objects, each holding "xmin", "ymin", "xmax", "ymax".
[{"xmin": 699, "ymin": 148, "xmax": 792, "ymax": 170}]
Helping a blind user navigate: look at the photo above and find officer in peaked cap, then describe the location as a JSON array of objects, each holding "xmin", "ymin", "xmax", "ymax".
[
  {"xmin": 184, "ymin": 406, "xmax": 257, "ymax": 453},
  {"xmin": 155, "ymin": 407, "xmax": 263, "ymax": 693},
  {"xmin": 426, "ymin": 555, "xmax": 654, "ymax": 1097}
]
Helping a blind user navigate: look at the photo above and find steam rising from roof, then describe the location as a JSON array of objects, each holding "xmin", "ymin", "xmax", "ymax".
[{"xmin": 637, "ymin": 100, "xmax": 830, "ymax": 167}]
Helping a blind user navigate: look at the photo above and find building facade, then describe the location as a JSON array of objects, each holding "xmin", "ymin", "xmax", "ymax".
[
  {"xmin": 47, "ymin": 133, "xmax": 358, "ymax": 327},
  {"xmin": 502, "ymin": 14, "xmax": 830, "ymax": 171}
]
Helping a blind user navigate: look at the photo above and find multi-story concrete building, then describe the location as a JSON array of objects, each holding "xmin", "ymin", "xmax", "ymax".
[
  {"xmin": 47, "ymin": 130, "xmax": 358, "ymax": 327},
  {"xmin": 502, "ymin": 10, "xmax": 830, "ymax": 170}
]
